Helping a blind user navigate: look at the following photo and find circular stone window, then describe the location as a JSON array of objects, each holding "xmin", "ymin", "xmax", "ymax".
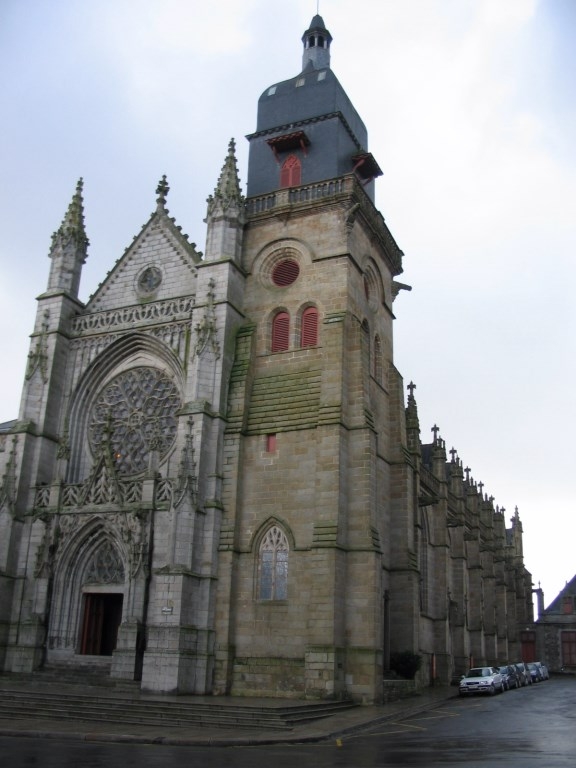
[
  {"xmin": 88, "ymin": 367, "xmax": 181, "ymax": 476},
  {"xmin": 137, "ymin": 265, "xmax": 162, "ymax": 295},
  {"xmin": 272, "ymin": 259, "xmax": 300, "ymax": 287}
]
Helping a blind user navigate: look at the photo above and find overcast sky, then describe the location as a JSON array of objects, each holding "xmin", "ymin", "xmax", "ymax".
[{"xmin": 1, "ymin": 0, "xmax": 574, "ymax": 610}]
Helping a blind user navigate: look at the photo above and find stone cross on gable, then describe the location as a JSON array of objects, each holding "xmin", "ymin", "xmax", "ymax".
[
  {"xmin": 431, "ymin": 424, "xmax": 440, "ymax": 443},
  {"xmin": 407, "ymin": 381, "xmax": 416, "ymax": 398},
  {"xmin": 156, "ymin": 175, "xmax": 169, "ymax": 206},
  {"xmin": 449, "ymin": 447, "xmax": 457, "ymax": 462},
  {"xmin": 464, "ymin": 466, "xmax": 471, "ymax": 482}
]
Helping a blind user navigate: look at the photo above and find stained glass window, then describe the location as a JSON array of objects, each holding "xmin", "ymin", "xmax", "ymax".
[
  {"xmin": 259, "ymin": 526, "xmax": 289, "ymax": 601},
  {"xmin": 85, "ymin": 542, "xmax": 125, "ymax": 584},
  {"xmin": 89, "ymin": 367, "xmax": 181, "ymax": 476}
]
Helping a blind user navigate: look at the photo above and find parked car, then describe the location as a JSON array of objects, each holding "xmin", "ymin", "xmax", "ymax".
[
  {"xmin": 512, "ymin": 662, "xmax": 533, "ymax": 686},
  {"xmin": 498, "ymin": 664, "xmax": 520, "ymax": 690},
  {"xmin": 533, "ymin": 661, "xmax": 549, "ymax": 680},
  {"xmin": 527, "ymin": 662, "xmax": 544, "ymax": 682},
  {"xmin": 459, "ymin": 667, "xmax": 504, "ymax": 696}
]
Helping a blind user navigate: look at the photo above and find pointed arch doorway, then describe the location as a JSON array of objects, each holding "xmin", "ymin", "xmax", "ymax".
[{"xmin": 79, "ymin": 591, "xmax": 123, "ymax": 656}]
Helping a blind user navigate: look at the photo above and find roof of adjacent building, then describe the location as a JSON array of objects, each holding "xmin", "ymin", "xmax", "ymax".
[{"xmin": 543, "ymin": 573, "xmax": 576, "ymax": 613}]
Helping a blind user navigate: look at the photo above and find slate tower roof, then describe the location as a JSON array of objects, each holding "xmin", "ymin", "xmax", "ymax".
[{"xmin": 246, "ymin": 15, "xmax": 381, "ymax": 201}]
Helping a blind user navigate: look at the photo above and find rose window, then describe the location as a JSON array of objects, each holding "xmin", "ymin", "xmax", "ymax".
[{"xmin": 89, "ymin": 367, "xmax": 181, "ymax": 476}]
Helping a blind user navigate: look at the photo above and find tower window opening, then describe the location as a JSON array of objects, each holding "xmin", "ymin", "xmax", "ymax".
[
  {"xmin": 301, "ymin": 307, "xmax": 319, "ymax": 348},
  {"xmin": 374, "ymin": 335, "xmax": 383, "ymax": 383},
  {"xmin": 272, "ymin": 259, "xmax": 300, "ymax": 287},
  {"xmin": 280, "ymin": 154, "xmax": 301, "ymax": 188},
  {"xmin": 271, "ymin": 311, "xmax": 290, "ymax": 352},
  {"xmin": 364, "ymin": 276, "xmax": 371, "ymax": 300}
]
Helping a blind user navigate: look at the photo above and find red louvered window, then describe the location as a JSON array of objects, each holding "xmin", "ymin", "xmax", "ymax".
[
  {"xmin": 280, "ymin": 154, "xmax": 301, "ymax": 188},
  {"xmin": 272, "ymin": 259, "xmax": 300, "ymax": 287},
  {"xmin": 300, "ymin": 307, "xmax": 318, "ymax": 347},
  {"xmin": 271, "ymin": 311, "xmax": 290, "ymax": 352}
]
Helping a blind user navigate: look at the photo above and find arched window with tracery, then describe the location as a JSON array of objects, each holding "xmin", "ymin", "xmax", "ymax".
[
  {"xmin": 300, "ymin": 306, "xmax": 319, "ymax": 347},
  {"xmin": 280, "ymin": 154, "xmax": 301, "ymax": 188},
  {"xmin": 271, "ymin": 311, "xmax": 290, "ymax": 352},
  {"xmin": 258, "ymin": 526, "xmax": 289, "ymax": 600}
]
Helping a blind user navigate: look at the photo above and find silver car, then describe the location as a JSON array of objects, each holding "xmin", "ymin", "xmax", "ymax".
[
  {"xmin": 513, "ymin": 662, "xmax": 533, "ymax": 686},
  {"xmin": 459, "ymin": 666, "xmax": 504, "ymax": 696},
  {"xmin": 533, "ymin": 661, "xmax": 549, "ymax": 680}
]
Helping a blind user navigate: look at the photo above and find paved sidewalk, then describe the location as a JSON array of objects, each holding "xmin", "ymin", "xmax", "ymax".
[{"xmin": 0, "ymin": 686, "xmax": 458, "ymax": 746}]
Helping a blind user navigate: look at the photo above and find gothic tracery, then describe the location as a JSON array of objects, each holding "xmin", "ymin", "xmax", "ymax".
[{"xmin": 88, "ymin": 367, "xmax": 181, "ymax": 476}]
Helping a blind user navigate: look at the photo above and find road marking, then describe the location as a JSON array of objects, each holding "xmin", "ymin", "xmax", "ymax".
[
  {"xmin": 388, "ymin": 720, "xmax": 426, "ymax": 731},
  {"xmin": 342, "ymin": 723, "xmax": 426, "ymax": 740},
  {"xmin": 408, "ymin": 712, "xmax": 460, "ymax": 721},
  {"xmin": 360, "ymin": 728, "xmax": 420, "ymax": 736}
]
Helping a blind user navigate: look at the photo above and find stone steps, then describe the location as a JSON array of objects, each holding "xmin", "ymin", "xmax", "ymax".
[
  {"xmin": 0, "ymin": 674, "xmax": 356, "ymax": 731},
  {"xmin": 25, "ymin": 664, "xmax": 140, "ymax": 691}
]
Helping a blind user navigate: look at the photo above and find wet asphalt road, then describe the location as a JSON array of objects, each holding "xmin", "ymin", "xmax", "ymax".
[{"xmin": 2, "ymin": 675, "xmax": 574, "ymax": 767}]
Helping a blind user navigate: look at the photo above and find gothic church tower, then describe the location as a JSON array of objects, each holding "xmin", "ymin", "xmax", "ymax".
[{"xmin": 213, "ymin": 15, "xmax": 405, "ymax": 702}]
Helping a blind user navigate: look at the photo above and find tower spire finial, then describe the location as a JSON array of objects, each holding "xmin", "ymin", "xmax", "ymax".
[
  {"xmin": 46, "ymin": 178, "xmax": 89, "ymax": 297},
  {"xmin": 51, "ymin": 178, "xmax": 88, "ymax": 247},
  {"xmin": 204, "ymin": 139, "xmax": 245, "ymax": 263},
  {"xmin": 302, "ymin": 13, "xmax": 332, "ymax": 71},
  {"xmin": 206, "ymin": 139, "xmax": 244, "ymax": 214}
]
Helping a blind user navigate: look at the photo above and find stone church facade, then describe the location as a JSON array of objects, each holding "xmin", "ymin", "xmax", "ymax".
[{"xmin": 0, "ymin": 16, "xmax": 533, "ymax": 702}]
